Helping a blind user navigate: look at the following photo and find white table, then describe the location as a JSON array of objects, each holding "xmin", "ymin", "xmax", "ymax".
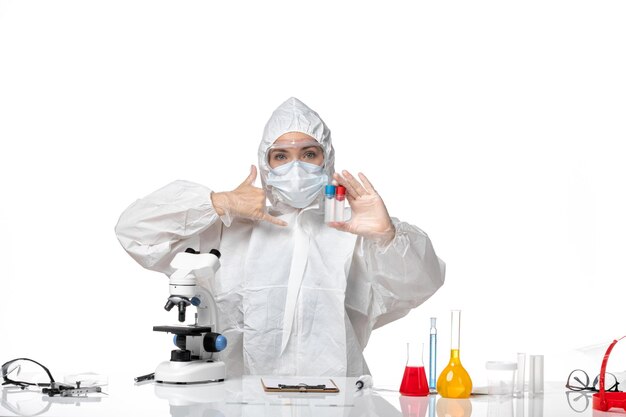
[{"xmin": 0, "ymin": 376, "xmax": 618, "ymax": 416}]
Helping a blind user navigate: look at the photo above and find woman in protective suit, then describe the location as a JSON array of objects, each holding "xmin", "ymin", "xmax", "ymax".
[{"xmin": 115, "ymin": 97, "xmax": 445, "ymax": 377}]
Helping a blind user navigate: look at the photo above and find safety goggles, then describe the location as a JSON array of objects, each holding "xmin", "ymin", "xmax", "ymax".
[
  {"xmin": 1, "ymin": 358, "xmax": 55, "ymax": 389},
  {"xmin": 267, "ymin": 140, "xmax": 324, "ymax": 167},
  {"xmin": 593, "ymin": 336, "xmax": 626, "ymax": 412},
  {"xmin": 566, "ymin": 369, "xmax": 620, "ymax": 392},
  {"xmin": 2, "ymin": 358, "xmax": 106, "ymax": 398}
]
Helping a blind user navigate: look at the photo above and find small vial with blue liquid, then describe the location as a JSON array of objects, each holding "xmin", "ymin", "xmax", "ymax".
[
  {"xmin": 429, "ymin": 317, "xmax": 437, "ymax": 391},
  {"xmin": 324, "ymin": 185, "xmax": 336, "ymax": 223}
]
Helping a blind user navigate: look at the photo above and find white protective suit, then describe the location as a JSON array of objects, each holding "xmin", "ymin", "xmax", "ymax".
[{"xmin": 115, "ymin": 97, "xmax": 446, "ymax": 377}]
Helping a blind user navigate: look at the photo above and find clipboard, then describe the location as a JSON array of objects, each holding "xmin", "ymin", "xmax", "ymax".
[{"xmin": 261, "ymin": 378, "xmax": 340, "ymax": 393}]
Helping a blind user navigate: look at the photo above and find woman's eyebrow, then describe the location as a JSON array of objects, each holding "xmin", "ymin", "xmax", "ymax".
[{"xmin": 300, "ymin": 146, "xmax": 320, "ymax": 152}]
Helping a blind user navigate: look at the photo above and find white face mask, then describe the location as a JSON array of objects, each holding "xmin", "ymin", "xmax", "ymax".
[{"xmin": 266, "ymin": 161, "xmax": 328, "ymax": 209}]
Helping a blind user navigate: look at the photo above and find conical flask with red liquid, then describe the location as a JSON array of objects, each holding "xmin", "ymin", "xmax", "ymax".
[{"xmin": 399, "ymin": 342, "xmax": 430, "ymax": 396}]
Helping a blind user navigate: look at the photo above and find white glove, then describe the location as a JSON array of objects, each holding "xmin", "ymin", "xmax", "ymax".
[
  {"xmin": 328, "ymin": 170, "xmax": 395, "ymax": 246},
  {"xmin": 211, "ymin": 165, "xmax": 287, "ymax": 227}
]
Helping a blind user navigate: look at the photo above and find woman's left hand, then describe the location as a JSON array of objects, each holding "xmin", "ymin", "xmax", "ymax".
[{"xmin": 328, "ymin": 170, "xmax": 396, "ymax": 245}]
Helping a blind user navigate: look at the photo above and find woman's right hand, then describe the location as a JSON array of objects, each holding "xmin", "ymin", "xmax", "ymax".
[{"xmin": 211, "ymin": 165, "xmax": 287, "ymax": 226}]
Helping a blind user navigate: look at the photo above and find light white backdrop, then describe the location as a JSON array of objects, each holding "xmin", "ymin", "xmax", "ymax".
[{"xmin": 1, "ymin": 0, "xmax": 625, "ymax": 389}]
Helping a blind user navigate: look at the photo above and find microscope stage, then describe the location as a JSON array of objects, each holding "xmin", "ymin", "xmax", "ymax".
[{"xmin": 153, "ymin": 325, "xmax": 213, "ymax": 335}]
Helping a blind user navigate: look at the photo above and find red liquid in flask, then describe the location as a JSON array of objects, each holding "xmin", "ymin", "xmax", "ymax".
[{"xmin": 400, "ymin": 366, "xmax": 429, "ymax": 396}]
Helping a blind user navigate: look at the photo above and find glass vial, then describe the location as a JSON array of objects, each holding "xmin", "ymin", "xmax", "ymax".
[
  {"xmin": 324, "ymin": 185, "xmax": 336, "ymax": 223},
  {"xmin": 334, "ymin": 186, "xmax": 346, "ymax": 222},
  {"xmin": 529, "ymin": 355, "xmax": 544, "ymax": 395},
  {"xmin": 514, "ymin": 352, "xmax": 526, "ymax": 397}
]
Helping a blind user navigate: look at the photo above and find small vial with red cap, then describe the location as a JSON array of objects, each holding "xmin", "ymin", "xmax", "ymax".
[{"xmin": 334, "ymin": 186, "xmax": 346, "ymax": 222}]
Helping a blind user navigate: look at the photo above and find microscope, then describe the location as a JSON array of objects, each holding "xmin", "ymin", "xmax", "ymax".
[{"xmin": 152, "ymin": 248, "xmax": 227, "ymax": 384}]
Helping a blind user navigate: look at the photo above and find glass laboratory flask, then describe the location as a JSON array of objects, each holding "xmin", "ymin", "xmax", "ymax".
[
  {"xmin": 436, "ymin": 310, "xmax": 473, "ymax": 398},
  {"xmin": 400, "ymin": 342, "xmax": 430, "ymax": 396}
]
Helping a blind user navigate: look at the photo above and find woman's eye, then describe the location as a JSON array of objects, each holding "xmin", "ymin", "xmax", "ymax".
[
  {"xmin": 304, "ymin": 151, "xmax": 317, "ymax": 159},
  {"xmin": 273, "ymin": 153, "xmax": 287, "ymax": 160}
]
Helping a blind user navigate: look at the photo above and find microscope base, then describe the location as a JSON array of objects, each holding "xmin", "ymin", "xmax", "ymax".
[{"xmin": 154, "ymin": 360, "xmax": 226, "ymax": 384}]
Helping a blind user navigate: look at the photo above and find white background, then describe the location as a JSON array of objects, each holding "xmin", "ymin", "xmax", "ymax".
[{"xmin": 1, "ymin": 0, "xmax": 625, "ymax": 389}]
